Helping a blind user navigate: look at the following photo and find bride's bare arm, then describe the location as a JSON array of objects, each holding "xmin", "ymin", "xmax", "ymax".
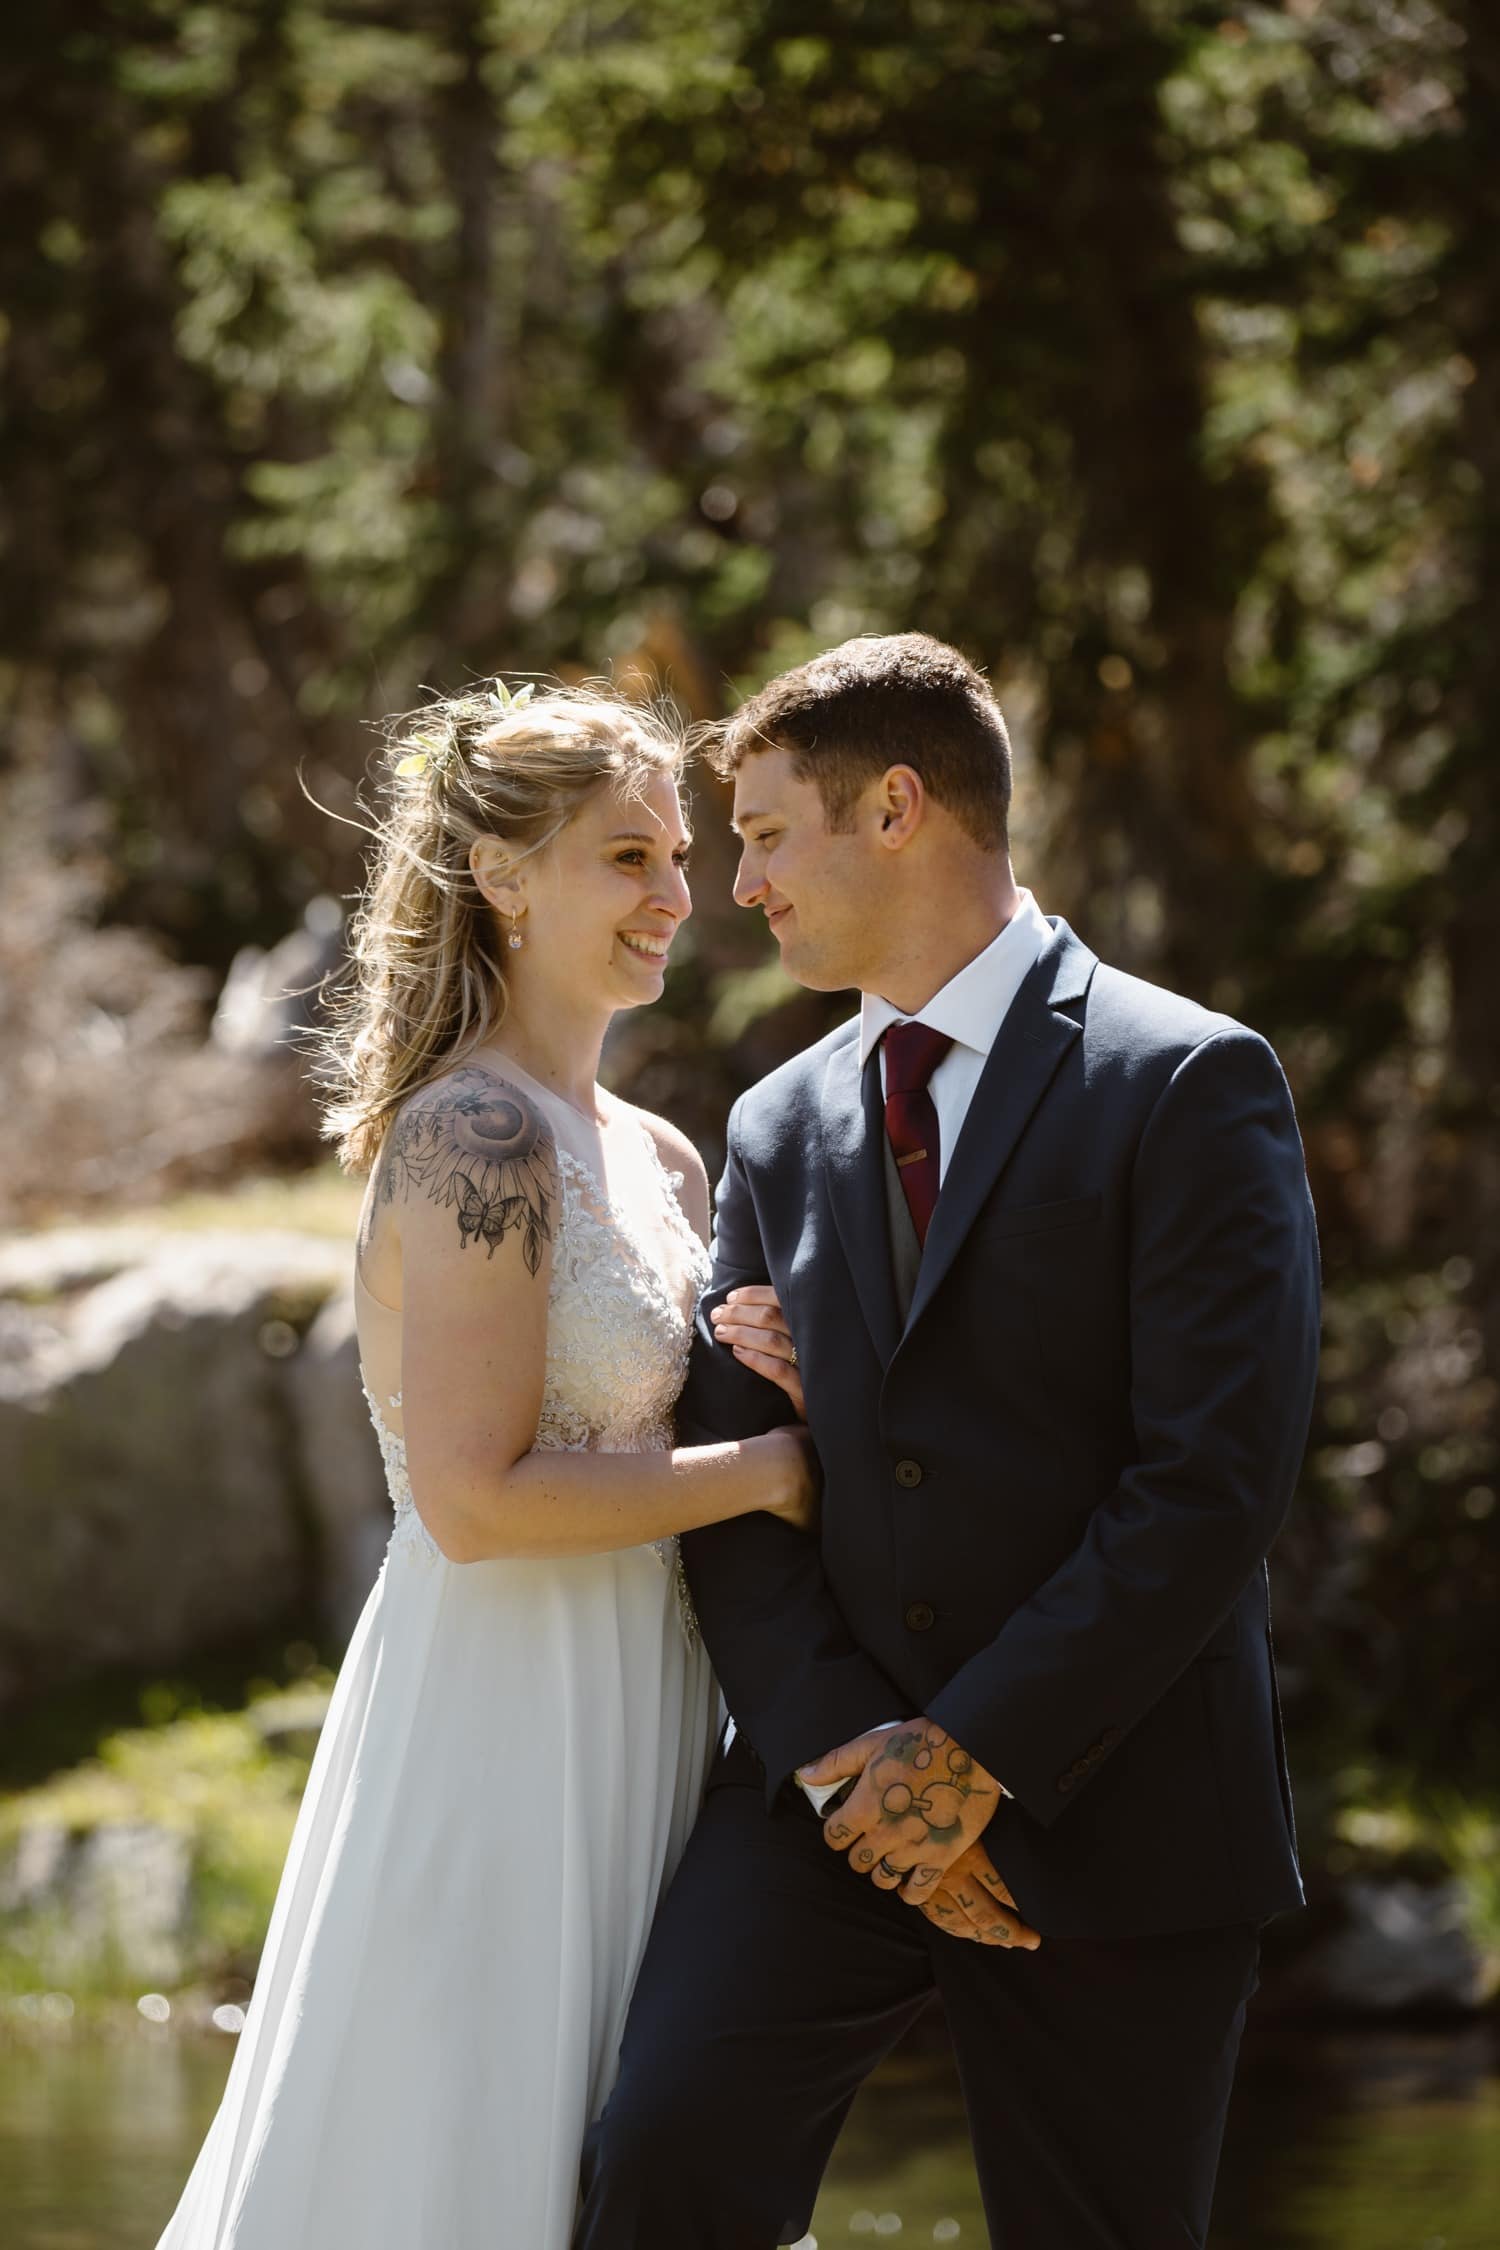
[{"xmin": 381, "ymin": 1069, "xmax": 810, "ymax": 1565}]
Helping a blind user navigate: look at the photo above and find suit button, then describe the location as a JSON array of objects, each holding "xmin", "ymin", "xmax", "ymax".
[
  {"xmin": 904, "ymin": 1601, "xmax": 936, "ymax": 1632},
  {"xmin": 1056, "ymin": 1773, "xmax": 1074, "ymax": 1794},
  {"xmin": 895, "ymin": 1459, "xmax": 924, "ymax": 1488}
]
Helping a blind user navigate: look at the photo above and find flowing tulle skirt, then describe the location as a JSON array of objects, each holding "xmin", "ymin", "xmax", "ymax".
[{"xmin": 155, "ymin": 1533, "xmax": 717, "ymax": 2249}]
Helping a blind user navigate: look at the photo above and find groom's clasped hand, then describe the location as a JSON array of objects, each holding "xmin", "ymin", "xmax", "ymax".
[
  {"xmin": 711, "ymin": 1285, "xmax": 1042, "ymax": 1955},
  {"xmin": 802, "ymin": 1721, "xmax": 1041, "ymax": 1951}
]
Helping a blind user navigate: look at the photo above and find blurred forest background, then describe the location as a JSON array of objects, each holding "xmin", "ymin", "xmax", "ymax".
[{"xmin": 2, "ymin": 0, "xmax": 1497, "ymax": 1930}]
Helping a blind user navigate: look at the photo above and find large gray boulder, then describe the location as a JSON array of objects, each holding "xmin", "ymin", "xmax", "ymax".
[
  {"xmin": 0, "ymin": 1228, "xmax": 389, "ymax": 1707},
  {"xmin": 287, "ymin": 1286, "xmax": 391, "ymax": 1638}
]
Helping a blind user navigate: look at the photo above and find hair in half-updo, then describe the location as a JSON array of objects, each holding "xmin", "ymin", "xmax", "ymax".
[{"xmin": 311, "ymin": 682, "xmax": 686, "ymax": 1174}]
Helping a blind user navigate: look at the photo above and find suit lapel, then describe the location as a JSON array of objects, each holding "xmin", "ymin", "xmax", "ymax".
[
  {"xmin": 821, "ymin": 1032, "xmax": 901, "ymax": 1367},
  {"xmin": 903, "ymin": 920, "xmax": 1097, "ymax": 1336}
]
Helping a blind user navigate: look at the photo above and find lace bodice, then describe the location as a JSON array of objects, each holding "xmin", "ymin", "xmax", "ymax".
[
  {"xmin": 539, "ymin": 1147, "xmax": 710, "ymax": 1455},
  {"xmin": 358, "ymin": 1121, "xmax": 709, "ymax": 1638}
]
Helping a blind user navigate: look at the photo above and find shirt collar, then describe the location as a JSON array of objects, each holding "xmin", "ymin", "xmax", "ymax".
[{"xmin": 858, "ymin": 889, "xmax": 1051, "ymax": 1069}]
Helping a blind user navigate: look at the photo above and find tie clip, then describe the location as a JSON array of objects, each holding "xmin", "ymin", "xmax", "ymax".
[{"xmin": 896, "ymin": 1149, "xmax": 929, "ymax": 1168}]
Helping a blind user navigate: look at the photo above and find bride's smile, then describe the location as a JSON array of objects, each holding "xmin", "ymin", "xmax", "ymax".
[
  {"xmin": 618, "ymin": 927, "xmax": 675, "ymax": 962},
  {"xmin": 468, "ymin": 765, "xmax": 693, "ymax": 1094}
]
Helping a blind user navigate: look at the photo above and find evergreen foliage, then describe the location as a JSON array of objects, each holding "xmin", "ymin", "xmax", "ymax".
[{"xmin": 2, "ymin": 0, "xmax": 1495, "ymax": 1832}]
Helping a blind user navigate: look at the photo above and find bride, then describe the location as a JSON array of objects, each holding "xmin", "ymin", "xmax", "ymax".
[{"xmin": 154, "ymin": 684, "xmax": 815, "ymax": 2249}]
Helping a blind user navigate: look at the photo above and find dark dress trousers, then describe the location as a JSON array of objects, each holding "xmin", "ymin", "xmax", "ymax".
[{"xmin": 575, "ymin": 918, "xmax": 1322, "ymax": 2248}]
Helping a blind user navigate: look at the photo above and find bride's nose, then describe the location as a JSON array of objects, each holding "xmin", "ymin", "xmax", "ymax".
[{"xmin": 652, "ymin": 861, "xmax": 691, "ymax": 923}]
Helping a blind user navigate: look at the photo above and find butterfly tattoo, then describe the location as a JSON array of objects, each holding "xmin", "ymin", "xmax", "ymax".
[{"xmin": 376, "ymin": 1069, "xmax": 555, "ymax": 1272}]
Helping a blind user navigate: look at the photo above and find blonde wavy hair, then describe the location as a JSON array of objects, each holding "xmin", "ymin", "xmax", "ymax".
[{"xmin": 310, "ymin": 682, "xmax": 687, "ymax": 1174}]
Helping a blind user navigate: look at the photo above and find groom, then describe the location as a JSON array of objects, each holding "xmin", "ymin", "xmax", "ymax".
[{"xmin": 575, "ymin": 633, "xmax": 1321, "ymax": 2247}]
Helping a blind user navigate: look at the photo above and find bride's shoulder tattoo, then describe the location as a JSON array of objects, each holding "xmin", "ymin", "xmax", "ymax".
[{"xmin": 374, "ymin": 1067, "xmax": 558, "ymax": 1272}]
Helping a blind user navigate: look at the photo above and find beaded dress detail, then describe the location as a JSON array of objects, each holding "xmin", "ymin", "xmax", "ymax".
[{"xmin": 357, "ymin": 1131, "xmax": 708, "ymax": 1638}]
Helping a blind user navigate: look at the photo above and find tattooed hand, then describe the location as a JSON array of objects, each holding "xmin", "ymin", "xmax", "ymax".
[
  {"xmin": 915, "ymin": 1840, "xmax": 1041, "ymax": 1951},
  {"xmin": 801, "ymin": 1719, "xmax": 1002, "ymax": 1903}
]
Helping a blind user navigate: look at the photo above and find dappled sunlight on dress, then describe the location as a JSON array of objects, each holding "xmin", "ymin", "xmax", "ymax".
[{"xmin": 153, "ymin": 1089, "xmax": 718, "ymax": 2250}]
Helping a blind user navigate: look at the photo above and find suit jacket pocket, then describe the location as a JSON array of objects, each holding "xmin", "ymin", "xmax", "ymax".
[{"xmin": 985, "ymin": 1193, "xmax": 1102, "ymax": 1240}]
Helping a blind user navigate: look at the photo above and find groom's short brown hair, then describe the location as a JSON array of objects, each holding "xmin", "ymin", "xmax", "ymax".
[{"xmin": 708, "ymin": 632, "xmax": 1011, "ymax": 852}]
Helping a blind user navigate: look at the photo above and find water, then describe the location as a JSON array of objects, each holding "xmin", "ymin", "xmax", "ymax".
[
  {"xmin": 1, "ymin": 2017, "xmax": 1497, "ymax": 2247},
  {"xmin": 816, "ymin": 2023, "xmax": 1500, "ymax": 2249}
]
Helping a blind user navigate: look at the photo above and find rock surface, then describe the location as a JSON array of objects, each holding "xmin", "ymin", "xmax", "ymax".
[
  {"xmin": 0, "ymin": 1818, "xmax": 194, "ymax": 1986},
  {"xmin": 286, "ymin": 1286, "xmax": 390, "ymax": 1638},
  {"xmin": 0, "ymin": 1228, "xmax": 389, "ymax": 1706},
  {"xmin": 1269, "ymin": 1877, "xmax": 1495, "ymax": 2014}
]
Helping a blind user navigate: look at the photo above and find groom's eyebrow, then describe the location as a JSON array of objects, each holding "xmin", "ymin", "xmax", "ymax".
[{"xmin": 729, "ymin": 810, "xmax": 765, "ymax": 836}]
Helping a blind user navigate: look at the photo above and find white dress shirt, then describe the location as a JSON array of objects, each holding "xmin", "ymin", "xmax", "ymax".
[
  {"xmin": 797, "ymin": 891, "xmax": 1051, "ymax": 1813},
  {"xmin": 858, "ymin": 887, "xmax": 1052, "ymax": 1181}
]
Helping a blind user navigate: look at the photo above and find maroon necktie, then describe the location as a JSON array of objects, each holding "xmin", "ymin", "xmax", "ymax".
[{"xmin": 882, "ymin": 1020, "xmax": 954, "ymax": 1247}]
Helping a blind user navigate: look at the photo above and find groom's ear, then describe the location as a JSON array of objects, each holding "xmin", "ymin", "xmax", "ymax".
[{"xmin": 876, "ymin": 764, "xmax": 926, "ymax": 848}]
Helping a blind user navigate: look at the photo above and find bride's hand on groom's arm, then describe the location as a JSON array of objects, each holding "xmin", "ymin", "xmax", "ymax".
[{"xmin": 709, "ymin": 1285, "xmax": 805, "ymax": 1419}]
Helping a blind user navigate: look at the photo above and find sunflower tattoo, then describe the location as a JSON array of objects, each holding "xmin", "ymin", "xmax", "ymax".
[{"xmin": 378, "ymin": 1069, "xmax": 556, "ymax": 1272}]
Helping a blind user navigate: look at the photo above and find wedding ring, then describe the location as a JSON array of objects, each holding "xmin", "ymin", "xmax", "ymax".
[
  {"xmin": 878, "ymin": 1858, "xmax": 901, "ymax": 1879},
  {"xmin": 788, "ymin": 1343, "xmax": 799, "ymax": 1367}
]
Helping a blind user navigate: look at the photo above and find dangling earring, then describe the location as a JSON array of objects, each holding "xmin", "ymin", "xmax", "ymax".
[{"xmin": 507, "ymin": 917, "xmax": 524, "ymax": 951}]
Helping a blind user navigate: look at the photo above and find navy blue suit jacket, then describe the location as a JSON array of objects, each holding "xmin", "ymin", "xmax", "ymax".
[{"xmin": 678, "ymin": 918, "xmax": 1321, "ymax": 1938}]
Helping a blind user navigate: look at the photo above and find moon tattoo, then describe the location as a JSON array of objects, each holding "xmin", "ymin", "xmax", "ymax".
[{"xmin": 377, "ymin": 1068, "xmax": 556, "ymax": 1270}]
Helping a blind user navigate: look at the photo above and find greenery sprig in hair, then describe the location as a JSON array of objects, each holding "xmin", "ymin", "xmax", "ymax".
[{"xmin": 394, "ymin": 679, "xmax": 536, "ymax": 779}]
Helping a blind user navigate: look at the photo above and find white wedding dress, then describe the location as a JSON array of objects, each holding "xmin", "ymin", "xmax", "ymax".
[{"xmin": 156, "ymin": 1081, "xmax": 718, "ymax": 2249}]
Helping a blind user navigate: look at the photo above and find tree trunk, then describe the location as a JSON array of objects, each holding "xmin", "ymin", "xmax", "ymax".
[{"xmin": 1446, "ymin": 2, "xmax": 1500, "ymax": 1368}]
